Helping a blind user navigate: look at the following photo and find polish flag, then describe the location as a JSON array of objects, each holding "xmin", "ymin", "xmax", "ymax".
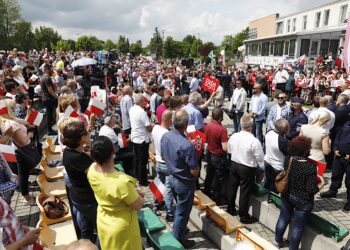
[
  {"xmin": 85, "ymin": 107, "xmax": 92, "ymax": 117},
  {"xmin": 19, "ymin": 82, "xmax": 29, "ymax": 91},
  {"xmin": 26, "ymin": 110, "xmax": 43, "ymax": 126},
  {"xmin": 149, "ymin": 177, "xmax": 166, "ymax": 202},
  {"xmin": 90, "ymin": 98, "xmax": 106, "ymax": 116},
  {"xmin": 0, "ymin": 101, "xmax": 8, "ymax": 115},
  {"xmin": 0, "ymin": 145, "xmax": 16, "ymax": 163},
  {"xmin": 64, "ymin": 105, "xmax": 79, "ymax": 118},
  {"xmin": 307, "ymin": 158, "xmax": 326, "ymax": 176},
  {"xmin": 117, "ymin": 133, "xmax": 128, "ymax": 148},
  {"xmin": 29, "ymin": 74, "xmax": 38, "ymax": 84}
]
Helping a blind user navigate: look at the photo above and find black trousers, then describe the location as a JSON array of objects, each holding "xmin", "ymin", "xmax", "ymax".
[
  {"xmin": 43, "ymin": 99, "xmax": 57, "ymax": 132},
  {"xmin": 133, "ymin": 141, "xmax": 149, "ymax": 184},
  {"xmin": 329, "ymin": 157, "xmax": 350, "ymax": 200},
  {"xmin": 203, "ymin": 154, "xmax": 227, "ymax": 201},
  {"xmin": 227, "ymin": 161, "xmax": 256, "ymax": 219}
]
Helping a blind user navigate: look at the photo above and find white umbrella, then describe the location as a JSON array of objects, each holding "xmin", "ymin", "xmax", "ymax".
[{"xmin": 71, "ymin": 58, "xmax": 97, "ymax": 68}]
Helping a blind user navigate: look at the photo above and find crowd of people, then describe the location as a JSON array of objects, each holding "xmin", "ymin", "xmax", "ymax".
[{"xmin": 0, "ymin": 48, "xmax": 350, "ymax": 250}]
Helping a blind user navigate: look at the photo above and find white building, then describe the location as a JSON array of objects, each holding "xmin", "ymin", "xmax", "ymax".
[{"xmin": 244, "ymin": 0, "xmax": 349, "ymax": 66}]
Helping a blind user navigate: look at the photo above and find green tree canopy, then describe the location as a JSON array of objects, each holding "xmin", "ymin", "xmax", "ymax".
[
  {"xmin": 76, "ymin": 35, "xmax": 103, "ymax": 51},
  {"xmin": 33, "ymin": 26, "xmax": 61, "ymax": 50},
  {"xmin": 103, "ymin": 39, "xmax": 116, "ymax": 51},
  {"xmin": 221, "ymin": 27, "xmax": 249, "ymax": 58},
  {"xmin": 148, "ymin": 27, "xmax": 163, "ymax": 59},
  {"xmin": 117, "ymin": 35, "xmax": 130, "ymax": 54},
  {"xmin": 130, "ymin": 40, "xmax": 143, "ymax": 56}
]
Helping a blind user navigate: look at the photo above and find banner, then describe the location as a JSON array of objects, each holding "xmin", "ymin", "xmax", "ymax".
[
  {"xmin": 187, "ymin": 126, "xmax": 206, "ymax": 160},
  {"xmin": 344, "ymin": 12, "xmax": 350, "ymax": 72},
  {"xmin": 202, "ymin": 76, "xmax": 219, "ymax": 93}
]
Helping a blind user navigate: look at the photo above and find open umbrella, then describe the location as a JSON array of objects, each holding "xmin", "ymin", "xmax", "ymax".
[{"xmin": 71, "ymin": 58, "xmax": 97, "ymax": 68}]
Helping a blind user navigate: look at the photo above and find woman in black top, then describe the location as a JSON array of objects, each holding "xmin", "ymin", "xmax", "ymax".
[
  {"xmin": 60, "ymin": 118, "xmax": 99, "ymax": 246},
  {"xmin": 274, "ymin": 136, "xmax": 325, "ymax": 250}
]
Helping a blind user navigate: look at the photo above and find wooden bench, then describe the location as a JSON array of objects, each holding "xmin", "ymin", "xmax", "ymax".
[
  {"xmin": 138, "ymin": 207, "xmax": 166, "ymax": 235},
  {"xmin": 37, "ymin": 174, "xmax": 66, "ymax": 197},
  {"xmin": 40, "ymin": 159, "xmax": 64, "ymax": 181},
  {"xmin": 46, "ymin": 137, "xmax": 63, "ymax": 154},
  {"xmin": 146, "ymin": 229, "xmax": 185, "ymax": 250},
  {"xmin": 235, "ymin": 227, "xmax": 278, "ymax": 250},
  {"xmin": 42, "ymin": 147, "xmax": 63, "ymax": 162},
  {"xmin": 36, "ymin": 193, "xmax": 72, "ymax": 225},
  {"xmin": 206, "ymin": 205, "xmax": 243, "ymax": 234},
  {"xmin": 37, "ymin": 220, "xmax": 77, "ymax": 250},
  {"xmin": 193, "ymin": 190, "xmax": 216, "ymax": 209},
  {"xmin": 268, "ymin": 191, "xmax": 349, "ymax": 242}
]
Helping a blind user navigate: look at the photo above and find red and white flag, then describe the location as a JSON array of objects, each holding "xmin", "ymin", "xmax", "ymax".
[
  {"xmin": 0, "ymin": 145, "xmax": 16, "ymax": 163},
  {"xmin": 64, "ymin": 105, "xmax": 79, "ymax": 118},
  {"xmin": 19, "ymin": 82, "xmax": 29, "ymax": 91},
  {"xmin": 117, "ymin": 133, "xmax": 128, "ymax": 148},
  {"xmin": 26, "ymin": 110, "xmax": 43, "ymax": 126},
  {"xmin": 85, "ymin": 107, "xmax": 92, "ymax": 117},
  {"xmin": 29, "ymin": 74, "xmax": 38, "ymax": 84},
  {"xmin": 0, "ymin": 101, "xmax": 8, "ymax": 115},
  {"xmin": 149, "ymin": 177, "xmax": 166, "ymax": 202},
  {"xmin": 90, "ymin": 98, "xmax": 106, "ymax": 116}
]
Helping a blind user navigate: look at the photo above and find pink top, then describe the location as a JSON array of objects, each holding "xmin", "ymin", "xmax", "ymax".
[{"xmin": 156, "ymin": 104, "xmax": 167, "ymax": 125}]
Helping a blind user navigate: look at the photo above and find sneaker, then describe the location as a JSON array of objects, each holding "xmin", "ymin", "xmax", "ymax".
[
  {"xmin": 273, "ymin": 240, "xmax": 289, "ymax": 248},
  {"xmin": 165, "ymin": 215, "xmax": 174, "ymax": 222},
  {"xmin": 180, "ymin": 239, "xmax": 195, "ymax": 249},
  {"xmin": 344, "ymin": 203, "xmax": 350, "ymax": 211},
  {"xmin": 320, "ymin": 190, "xmax": 337, "ymax": 198}
]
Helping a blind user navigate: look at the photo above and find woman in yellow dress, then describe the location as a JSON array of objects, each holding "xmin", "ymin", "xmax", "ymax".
[{"xmin": 87, "ymin": 136, "xmax": 144, "ymax": 250}]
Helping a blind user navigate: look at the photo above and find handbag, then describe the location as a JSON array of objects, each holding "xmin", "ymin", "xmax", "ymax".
[
  {"xmin": 275, "ymin": 157, "xmax": 293, "ymax": 193},
  {"xmin": 15, "ymin": 141, "xmax": 42, "ymax": 170},
  {"xmin": 42, "ymin": 196, "xmax": 69, "ymax": 219}
]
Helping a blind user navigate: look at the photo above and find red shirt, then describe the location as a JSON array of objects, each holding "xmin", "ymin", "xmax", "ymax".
[
  {"xmin": 156, "ymin": 103, "xmax": 167, "ymax": 125},
  {"xmin": 205, "ymin": 120, "xmax": 228, "ymax": 156}
]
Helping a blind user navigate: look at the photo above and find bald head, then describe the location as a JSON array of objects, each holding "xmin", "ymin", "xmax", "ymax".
[
  {"xmin": 173, "ymin": 109, "xmax": 189, "ymax": 131},
  {"xmin": 161, "ymin": 110, "xmax": 173, "ymax": 128},
  {"xmin": 134, "ymin": 93, "xmax": 144, "ymax": 106}
]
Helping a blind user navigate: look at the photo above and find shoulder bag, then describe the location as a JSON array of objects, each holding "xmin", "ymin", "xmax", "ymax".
[{"xmin": 275, "ymin": 157, "xmax": 293, "ymax": 193}]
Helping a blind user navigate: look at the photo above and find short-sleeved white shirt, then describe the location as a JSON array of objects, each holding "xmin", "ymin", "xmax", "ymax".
[
  {"xmin": 152, "ymin": 125, "xmax": 168, "ymax": 163},
  {"xmin": 130, "ymin": 105, "xmax": 150, "ymax": 144}
]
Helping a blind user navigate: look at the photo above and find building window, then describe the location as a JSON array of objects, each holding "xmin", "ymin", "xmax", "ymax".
[
  {"xmin": 261, "ymin": 42, "xmax": 270, "ymax": 56},
  {"xmin": 276, "ymin": 22, "xmax": 284, "ymax": 34},
  {"xmin": 289, "ymin": 39, "xmax": 296, "ymax": 57},
  {"xmin": 250, "ymin": 44, "xmax": 258, "ymax": 56},
  {"xmin": 340, "ymin": 5, "xmax": 348, "ymax": 24},
  {"xmin": 302, "ymin": 15, "xmax": 307, "ymax": 30},
  {"xmin": 315, "ymin": 12, "xmax": 321, "ymax": 28},
  {"xmin": 274, "ymin": 41, "xmax": 284, "ymax": 56},
  {"xmin": 248, "ymin": 28, "xmax": 257, "ymax": 40},
  {"xmin": 324, "ymin": 9, "xmax": 330, "ymax": 26},
  {"xmin": 270, "ymin": 43, "xmax": 275, "ymax": 55},
  {"xmin": 292, "ymin": 18, "xmax": 297, "ymax": 32},
  {"xmin": 320, "ymin": 39, "xmax": 339, "ymax": 57},
  {"xmin": 310, "ymin": 41, "xmax": 319, "ymax": 55},
  {"xmin": 287, "ymin": 20, "xmax": 291, "ymax": 33},
  {"xmin": 300, "ymin": 39, "xmax": 310, "ymax": 56},
  {"xmin": 284, "ymin": 41, "xmax": 290, "ymax": 55}
]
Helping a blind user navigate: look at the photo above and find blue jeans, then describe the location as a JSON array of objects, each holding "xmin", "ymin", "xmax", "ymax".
[
  {"xmin": 71, "ymin": 200, "xmax": 100, "ymax": 248},
  {"xmin": 169, "ymin": 175, "xmax": 195, "ymax": 242},
  {"xmin": 232, "ymin": 111, "xmax": 244, "ymax": 133},
  {"xmin": 253, "ymin": 120, "xmax": 264, "ymax": 144},
  {"xmin": 155, "ymin": 162, "xmax": 174, "ymax": 217},
  {"xmin": 275, "ymin": 194, "xmax": 314, "ymax": 250}
]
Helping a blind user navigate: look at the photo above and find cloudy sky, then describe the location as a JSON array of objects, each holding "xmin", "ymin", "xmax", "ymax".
[{"xmin": 19, "ymin": 0, "xmax": 332, "ymax": 45}]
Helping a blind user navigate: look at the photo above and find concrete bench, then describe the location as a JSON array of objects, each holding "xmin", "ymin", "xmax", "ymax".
[
  {"xmin": 146, "ymin": 229, "xmax": 185, "ymax": 250},
  {"xmin": 193, "ymin": 190, "xmax": 216, "ymax": 209},
  {"xmin": 268, "ymin": 192, "xmax": 349, "ymax": 242},
  {"xmin": 37, "ymin": 174, "xmax": 66, "ymax": 197},
  {"xmin": 206, "ymin": 205, "xmax": 243, "ymax": 234},
  {"xmin": 138, "ymin": 207, "xmax": 166, "ymax": 235}
]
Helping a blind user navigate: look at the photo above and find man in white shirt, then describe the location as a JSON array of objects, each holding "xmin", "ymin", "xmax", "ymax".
[
  {"xmin": 136, "ymin": 74, "xmax": 144, "ymax": 90},
  {"xmin": 227, "ymin": 114, "xmax": 264, "ymax": 223},
  {"xmin": 229, "ymin": 80, "xmax": 247, "ymax": 132},
  {"xmin": 99, "ymin": 116, "xmax": 119, "ymax": 149},
  {"xmin": 120, "ymin": 86, "xmax": 133, "ymax": 135},
  {"xmin": 264, "ymin": 119, "xmax": 289, "ymax": 192},
  {"xmin": 308, "ymin": 96, "xmax": 335, "ymax": 131},
  {"xmin": 130, "ymin": 93, "xmax": 153, "ymax": 186},
  {"xmin": 249, "ymin": 84, "xmax": 268, "ymax": 144},
  {"xmin": 274, "ymin": 63, "xmax": 289, "ymax": 92},
  {"xmin": 189, "ymin": 73, "xmax": 199, "ymax": 92},
  {"xmin": 152, "ymin": 110, "xmax": 174, "ymax": 221}
]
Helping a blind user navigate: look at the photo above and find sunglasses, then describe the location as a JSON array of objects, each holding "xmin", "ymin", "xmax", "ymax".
[{"xmin": 278, "ymin": 97, "xmax": 286, "ymax": 100}]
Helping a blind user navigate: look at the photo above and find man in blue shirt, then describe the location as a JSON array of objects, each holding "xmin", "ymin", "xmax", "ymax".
[
  {"xmin": 161, "ymin": 109, "xmax": 199, "ymax": 248},
  {"xmin": 182, "ymin": 92, "xmax": 204, "ymax": 130}
]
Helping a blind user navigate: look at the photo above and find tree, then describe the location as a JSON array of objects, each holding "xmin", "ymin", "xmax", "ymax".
[
  {"xmin": 117, "ymin": 35, "xmax": 129, "ymax": 54},
  {"xmin": 148, "ymin": 27, "xmax": 163, "ymax": 59},
  {"xmin": 53, "ymin": 39, "xmax": 72, "ymax": 51},
  {"xmin": 104, "ymin": 39, "xmax": 116, "ymax": 51},
  {"xmin": 0, "ymin": 0, "xmax": 22, "ymax": 50},
  {"xmin": 33, "ymin": 26, "xmax": 61, "ymax": 50},
  {"xmin": 12, "ymin": 20, "xmax": 34, "ymax": 51},
  {"xmin": 190, "ymin": 39, "xmax": 203, "ymax": 58},
  {"xmin": 221, "ymin": 27, "xmax": 249, "ymax": 58},
  {"xmin": 76, "ymin": 35, "xmax": 103, "ymax": 51},
  {"xmin": 130, "ymin": 40, "xmax": 143, "ymax": 56},
  {"xmin": 199, "ymin": 42, "xmax": 215, "ymax": 57},
  {"xmin": 182, "ymin": 35, "xmax": 197, "ymax": 45}
]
